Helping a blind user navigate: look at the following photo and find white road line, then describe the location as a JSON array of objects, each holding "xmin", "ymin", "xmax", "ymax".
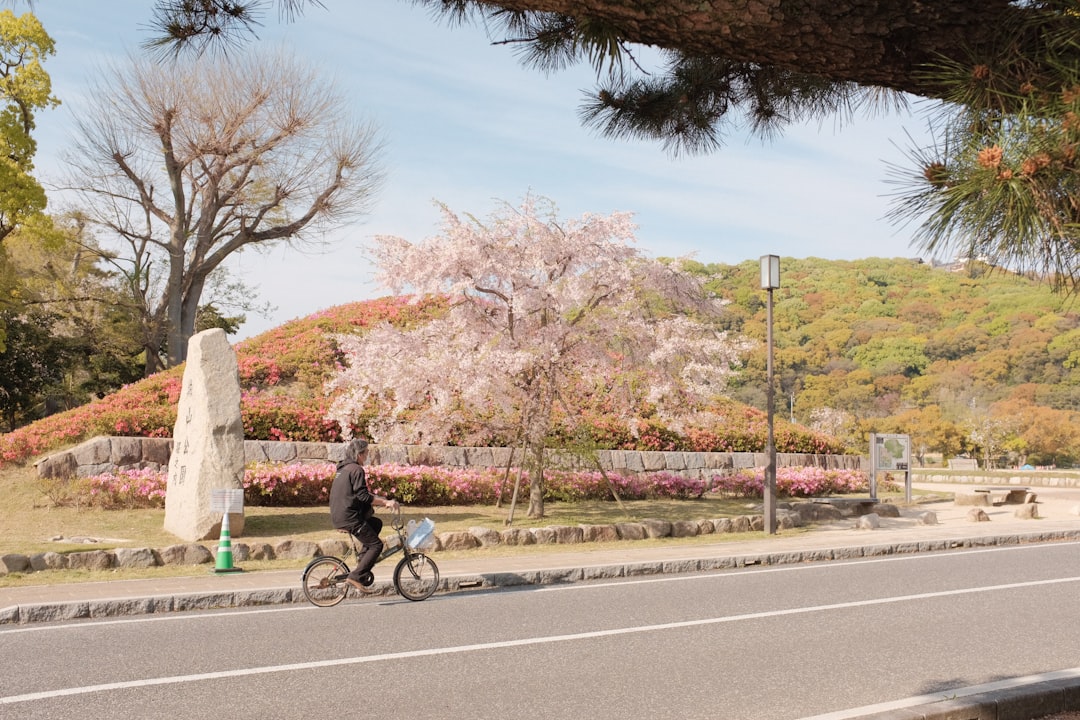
[{"xmin": 4, "ymin": 574, "xmax": 1079, "ymax": 705}]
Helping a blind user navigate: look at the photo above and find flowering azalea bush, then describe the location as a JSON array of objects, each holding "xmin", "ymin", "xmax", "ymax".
[
  {"xmin": 367, "ymin": 464, "xmax": 507, "ymax": 505},
  {"xmin": 244, "ymin": 462, "xmax": 337, "ymax": 506},
  {"xmin": 0, "ymin": 297, "xmax": 440, "ymax": 467},
  {"xmin": 235, "ymin": 296, "xmax": 446, "ymax": 390},
  {"xmin": 548, "ymin": 398, "xmax": 844, "ymax": 455},
  {"xmin": 75, "ymin": 462, "xmax": 871, "ymax": 510},
  {"xmin": 240, "ymin": 392, "xmax": 341, "ymax": 442},
  {"xmin": 85, "ymin": 468, "xmax": 170, "ymax": 509},
  {"xmin": 0, "ymin": 371, "xmax": 183, "ymax": 465},
  {"xmin": 710, "ymin": 467, "xmax": 870, "ymax": 498}
]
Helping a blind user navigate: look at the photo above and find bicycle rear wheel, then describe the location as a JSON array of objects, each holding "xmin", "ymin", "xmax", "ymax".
[
  {"xmin": 302, "ymin": 557, "xmax": 350, "ymax": 607},
  {"xmin": 393, "ymin": 552, "xmax": 440, "ymax": 601}
]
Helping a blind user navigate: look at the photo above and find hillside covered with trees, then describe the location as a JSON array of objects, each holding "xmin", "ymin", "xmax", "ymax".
[
  {"xmin": 3, "ymin": 252, "xmax": 1078, "ymax": 470},
  {"xmin": 0, "ymin": 294, "xmax": 840, "ymax": 469},
  {"xmin": 700, "ymin": 257, "xmax": 1080, "ymax": 467}
]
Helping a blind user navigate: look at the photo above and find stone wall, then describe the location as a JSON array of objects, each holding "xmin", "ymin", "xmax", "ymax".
[
  {"xmin": 912, "ymin": 470, "xmax": 1080, "ymax": 489},
  {"xmin": 35, "ymin": 435, "xmax": 864, "ymax": 480},
  {"xmin": 0, "ymin": 497, "xmax": 867, "ymax": 583}
]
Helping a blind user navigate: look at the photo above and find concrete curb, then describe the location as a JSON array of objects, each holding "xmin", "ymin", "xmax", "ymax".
[
  {"xmin": 830, "ymin": 671, "xmax": 1080, "ymax": 719},
  {"xmin": 5, "ymin": 528, "xmax": 1080, "ymax": 626}
]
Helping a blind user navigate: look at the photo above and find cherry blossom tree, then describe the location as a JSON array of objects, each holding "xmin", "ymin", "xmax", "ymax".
[{"xmin": 327, "ymin": 196, "xmax": 748, "ymax": 518}]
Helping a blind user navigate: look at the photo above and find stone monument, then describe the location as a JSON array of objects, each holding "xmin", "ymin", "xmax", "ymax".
[{"xmin": 164, "ymin": 328, "xmax": 246, "ymax": 540}]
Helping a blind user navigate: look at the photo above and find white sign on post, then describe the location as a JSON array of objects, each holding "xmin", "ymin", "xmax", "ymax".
[
  {"xmin": 869, "ymin": 433, "xmax": 912, "ymax": 503},
  {"xmin": 211, "ymin": 488, "xmax": 245, "ymax": 514}
]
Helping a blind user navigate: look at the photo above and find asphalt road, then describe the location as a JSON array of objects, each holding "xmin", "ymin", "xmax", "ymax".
[{"xmin": 4, "ymin": 541, "xmax": 1080, "ymax": 720}]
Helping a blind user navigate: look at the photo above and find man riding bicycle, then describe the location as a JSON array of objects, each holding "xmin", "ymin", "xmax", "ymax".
[{"xmin": 329, "ymin": 438, "xmax": 398, "ymax": 591}]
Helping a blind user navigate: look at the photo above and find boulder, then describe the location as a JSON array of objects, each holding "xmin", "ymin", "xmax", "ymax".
[
  {"xmin": 776, "ymin": 511, "xmax": 798, "ymax": 530},
  {"xmin": 246, "ymin": 542, "xmax": 275, "ymax": 560},
  {"xmin": 66, "ymin": 550, "xmax": 113, "ymax": 571},
  {"xmin": 854, "ymin": 513, "xmax": 881, "ymax": 530},
  {"xmin": 113, "ymin": 547, "xmax": 158, "ymax": 569},
  {"xmin": 917, "ymin": 511, "xmax": 938, "ymax": 525},
  {"xmin": 641, "ymin": 518, "xmax": 673, "ymax": 538},
  {"xmin": 552, "ymin": 525, "xmax": 584, "ymax": 544},
  {"xmin": 580, "ymin": 524, "xmax": 619, "ymax": 543},
  {"xmin": 966, "ymin": 508, "xmax": 991, "ymax": 522},
  {"xmin": 317, "ymin": 539, "xmax": 351, "ymax": 557},
  {"xmin": 712, "ymin": 518, "xmax": 734, "ymax": 534},
  {"xmin": 531, "ymin": 527, "xmax": 557, "ymax": 544},
  {"xmin": 273, "ymin": 540, "xmax": 319, "ymax": 560},
  {"xmin": 872, "ymin": 503, "xmax": 901, "ymax": 518},
  {"xmin": 615, "ymin": 522, "xmax": 647, "ymax": 541},
  {"xmin": 29, "ymin": 552, "xmax": 67, "ymax": 571},
  {"xmin": 1014, "ymin": 502, "xmax": 1039, "ymax": 519},
  {"xmin": 955, "ymin": 493, "xmax": 990, "ymax": 506},
  {"xmin": 0, "ymin": 553, "xmax": 30, "ymax": 574},
  {"xmin": 469, "ymin": 526, "xmax": 502, "ymax": 547},
  {"xmin": 501, "ymin": 528, "xmax": 535, "ymax": 546},
  {"xmin": 164, "ymin": 329, "xmax": 246, "ymax": 541},
  {"xmin": 230, "ymin": 543, "xmax": 251, "ymax": 562},
  {"xmin": 671, "ymin": 520, "xmax": 700, "ymax": 538},
  {"xmin": 439, "ymin": 531, "xmax": 480, "ymax": 551},
  {"xmin": 158, "ymin": 544, "xmax": 214, "ymax": 566}
]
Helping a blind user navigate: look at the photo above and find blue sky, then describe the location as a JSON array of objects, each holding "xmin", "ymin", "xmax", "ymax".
[{"xmin": 27, "ymin": 1, "xmax": 938, "ymax": 339}]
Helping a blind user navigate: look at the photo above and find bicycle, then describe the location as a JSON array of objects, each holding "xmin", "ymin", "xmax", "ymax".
[{"xmin": 301, "ymin": 508, "xmax": 440, "ymax": 606}]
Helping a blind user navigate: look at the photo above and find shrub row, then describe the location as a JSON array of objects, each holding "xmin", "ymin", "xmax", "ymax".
[{"xmin": 75, "ymin": 463, "xmax": 871, "ymax": 510}]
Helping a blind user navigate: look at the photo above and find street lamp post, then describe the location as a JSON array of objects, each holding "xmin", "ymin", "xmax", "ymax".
[{"xmin": 760, "ymin": 255, "xmax": 780, "ymax": 535}]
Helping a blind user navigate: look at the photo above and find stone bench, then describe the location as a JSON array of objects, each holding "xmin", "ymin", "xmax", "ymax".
[
  {"xmin": 811, "ymin": 497, "xmax": 880, "ymax": 517},
  {"xmin": 973, "ymin": 487, "xmax": 1035, "ymax": 505}
]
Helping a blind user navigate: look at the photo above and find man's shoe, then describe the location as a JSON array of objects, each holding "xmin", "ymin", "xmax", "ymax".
[
  {"xmin": 345, "ymin": 576, "xmax": 373, "ymax": 593},
  {"xmin": 358, "ymin": 571, "xmax": 374, "ymax": 586}
]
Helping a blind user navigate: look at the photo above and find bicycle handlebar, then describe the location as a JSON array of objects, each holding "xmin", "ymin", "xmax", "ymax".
[{"xmin": 387, "ymin": 503, "xmax": 404, "ymax": 530}]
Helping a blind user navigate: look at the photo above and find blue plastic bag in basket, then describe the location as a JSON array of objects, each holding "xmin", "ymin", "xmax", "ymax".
[{"xmin": 406, "ymin": 517, "xmax": 436, "ymax": 549}]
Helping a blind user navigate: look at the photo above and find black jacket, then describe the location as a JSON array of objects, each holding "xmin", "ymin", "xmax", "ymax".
[{"xmin": 329, "ymin": 459, "xmax": 374, "ymax": 531}]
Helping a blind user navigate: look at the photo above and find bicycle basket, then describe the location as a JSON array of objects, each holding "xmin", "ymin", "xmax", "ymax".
[{"xmin": 406, "ymin": 517, "xmax": 436, "ymax": 550}]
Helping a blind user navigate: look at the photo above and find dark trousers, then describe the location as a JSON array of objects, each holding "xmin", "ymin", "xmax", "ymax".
[{"xmin": 348, "ymin": 516, "xmax": 383, "ymax": 581}]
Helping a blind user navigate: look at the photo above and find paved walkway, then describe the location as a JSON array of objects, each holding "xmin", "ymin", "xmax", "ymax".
[{"xmin": 4, "ymin": 483, "xmax": 1080, "ymax": 719}]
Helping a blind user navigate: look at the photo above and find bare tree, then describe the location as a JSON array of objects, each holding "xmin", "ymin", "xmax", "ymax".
[{"xmin": 62, "ymin": 49, "xmax": 382, "ymax": 374}]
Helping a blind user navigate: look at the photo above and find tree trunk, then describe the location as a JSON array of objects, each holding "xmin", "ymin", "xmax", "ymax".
[
  {"xmin": 143, "ymin": 344, "xmax": 166, "ymax": 375},
  {"xmin": 172, "ymin": 271, "xmax": 208, "ymax": 367},
  {"xmin": 164, "ymin": 243, "xmax": 187, "ymax": 367},
  {"xmin": 526, "ymin": 468, "xmax": 545, "ymax": 518},
  {"xmin": 453, "ymin": 0, "xmax": 1034, "ymax": 98},
  {"xmin": 526, "ymin": 442, "xmax": 545, "ymax": 518},
  {"xmin": 141, "ymin": 312, "xmax": 168, "ymax": 377}
]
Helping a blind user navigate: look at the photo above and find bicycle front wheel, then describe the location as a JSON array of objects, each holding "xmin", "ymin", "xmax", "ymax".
[
  {"xmin": 393, "ymin": 552, "xmax": 440, "ymax": 601},
  {"xmin": 302, "ymin": 557, "xmax": 350, "ymax": 607}
]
